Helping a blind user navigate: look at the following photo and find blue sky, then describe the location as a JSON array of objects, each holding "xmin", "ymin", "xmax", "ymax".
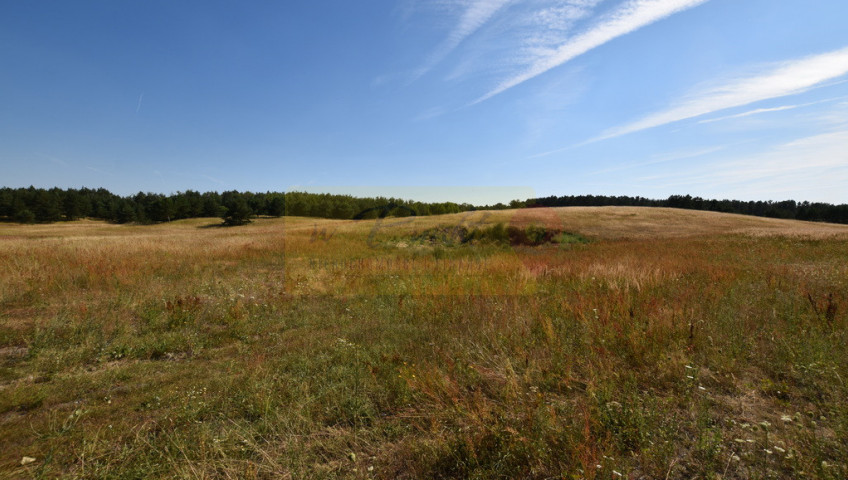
[{"xmin": 2, "ymin": 0, "xmax": 848, "ymax": 204}]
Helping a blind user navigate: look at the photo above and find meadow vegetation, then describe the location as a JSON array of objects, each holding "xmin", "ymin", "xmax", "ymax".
[{"xmin": 1, "ymin": 207, "xmax": 847, "ymax": 479}]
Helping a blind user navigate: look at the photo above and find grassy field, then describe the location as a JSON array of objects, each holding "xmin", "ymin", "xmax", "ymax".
[{"xmin": 1, "ymin": 207, "xmax": 847, "ymax": 479}]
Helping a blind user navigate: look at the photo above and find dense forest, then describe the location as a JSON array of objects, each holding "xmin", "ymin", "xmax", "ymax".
[
  {"xmin": 1, "ymin": 187, "xmax": 847, "ymax": 225},
  {"xmin": 0, "ymin": 187, "xmax": 485, "ymax": 225}
]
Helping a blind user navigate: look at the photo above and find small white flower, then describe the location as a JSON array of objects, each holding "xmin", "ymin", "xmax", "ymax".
[{"xmin": 781, "ymin": 414, "xmax": 792, "ymax": 422}]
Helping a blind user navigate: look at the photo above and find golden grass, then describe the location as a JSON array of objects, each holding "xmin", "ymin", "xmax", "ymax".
[{"xmin": 1, "ymin": 208, "xmax": 847, "ymax": 478}]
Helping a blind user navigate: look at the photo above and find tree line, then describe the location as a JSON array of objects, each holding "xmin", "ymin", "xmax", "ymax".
[
  {"xmin": 1, "ymin": 187, "xmax": 846, "ymax": 225},
  {"xmin": 0, "ymin": 187, "xmax": 487, "ymax": 224},
  {"xmin": 522, "ymin": 194, "xmax": 848, "ymax": 224}
]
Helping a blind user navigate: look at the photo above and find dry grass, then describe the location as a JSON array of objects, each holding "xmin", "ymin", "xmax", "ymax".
[
  {"xmin": 498, "ymin": 206, "xmax": 848, "ymax": 239},
  {"xmin": 1, "ymin": 208, "xmax": 847, "ymax": 478}
]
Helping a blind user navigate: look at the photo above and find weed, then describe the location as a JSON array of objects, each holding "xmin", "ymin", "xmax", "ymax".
[{"xmin": 0, "ymin": 210, "xmax": 846, "ymax": 478}]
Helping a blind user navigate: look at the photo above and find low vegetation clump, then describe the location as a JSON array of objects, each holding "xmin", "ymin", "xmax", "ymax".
[
  {"xmin": 413, "ymin": 222, "xmax": 587, "ymax": 247},
  {"xmin": 1, "ymin": 208, "xmax": 847, "ymax": 478}
]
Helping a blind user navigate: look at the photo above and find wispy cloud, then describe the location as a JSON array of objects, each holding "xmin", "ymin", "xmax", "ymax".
[
  {"xmin": 38, "ymin": 153, "xmax": 69, "ymax": 167},
  {"xmin": 631, "ymin": 128, "xmax": 848, "ymax": 202},
  {"xmin": 594, "ymin": 46, "xmax": 848, "ymax": 140},
  {"xmin": 697, "ymin": 95, "xmax": 848, "ymax": 125},
  {"xmin": 86, "ymin": 165, "xmax": 112, "ymax": 175},
  {"xmin": 201, "ymin": 174, "xmax": 226, "ymax": 186},
  {"xmin": 697, "ymin": 105, "xmax": 803, "ymax": 124},
  {"xmin": 588, "ymin": 144, "xmax": 727, "ymax": 175},
  {"xmin": 412, "ymin": 0, "xmax": 603, "ymax": 86},
  {"xmin": 414, "ymin": 0, "xmax": 513, "ymax": 79},
  {"xmin": 514, "ymin": 0, "xmax": 605, "ymax": 63},
  {"xmin": 413, "ymin": 105, "xmax": 450, "ymax": 121},
  {"xmin": 474, "ymin": 0, "xmax": 709, "ymax": 103}
]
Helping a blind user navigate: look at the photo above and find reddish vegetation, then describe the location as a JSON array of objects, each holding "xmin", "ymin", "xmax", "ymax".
[{"xmin": 1, "ymin": 209, "xmax": 847, "ymax": 478}]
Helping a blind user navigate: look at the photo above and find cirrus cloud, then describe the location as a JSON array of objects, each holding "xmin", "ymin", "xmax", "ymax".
[{"xmin": 593, "ymin": 46, "xmax": 848, "ymax": 141}]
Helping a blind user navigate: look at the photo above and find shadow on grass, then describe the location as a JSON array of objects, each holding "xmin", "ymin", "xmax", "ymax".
[
  {"xmin": 197, "ymin": 222, "xmax": 227, "ymax": 229},
  {"xmin": 198, "ymin": 221, "xmax": 255, "ymax": 229}
]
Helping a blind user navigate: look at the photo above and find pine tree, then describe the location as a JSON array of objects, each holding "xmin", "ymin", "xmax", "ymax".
[{"xmin": 221, "ymin": 194, "xmax": 253, "ymax": 226}]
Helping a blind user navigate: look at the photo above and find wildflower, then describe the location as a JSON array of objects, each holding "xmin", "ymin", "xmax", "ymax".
[{"xmin": 781, "ymin": 414, "xmax": 792, "ymax": 422}]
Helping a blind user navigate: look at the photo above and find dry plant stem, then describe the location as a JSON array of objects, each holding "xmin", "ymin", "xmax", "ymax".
[{"xmin": 1, "ymin": 208, "xmax": 847, "ymax": 478}]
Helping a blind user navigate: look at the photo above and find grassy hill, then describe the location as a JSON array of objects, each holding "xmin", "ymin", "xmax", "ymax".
[{"xmin": 1, "ymin": 208, "xmax": 847, "ymax": 478}]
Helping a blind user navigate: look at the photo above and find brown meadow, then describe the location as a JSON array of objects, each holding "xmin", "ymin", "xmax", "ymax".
[{"xmin": 1, "ymin": 207, "xmax": 847, "ymax": 478}]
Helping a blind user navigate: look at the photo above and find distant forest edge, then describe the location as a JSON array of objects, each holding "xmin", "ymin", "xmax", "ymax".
[{"xmin": 1, "ymin": 187, "xmax": 847, "ymax": 225}]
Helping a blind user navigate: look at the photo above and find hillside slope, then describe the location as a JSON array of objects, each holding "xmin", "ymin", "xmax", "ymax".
[{"xmin": 1, "ymin": 206, "xmax": 847, "ymax": 478}]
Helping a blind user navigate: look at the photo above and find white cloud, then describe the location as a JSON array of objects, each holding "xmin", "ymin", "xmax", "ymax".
[
  {"xmin": 519, "ymin": 0, "xmax": 604, "ymax": 58},
  {"xmin": 588, "ymin": 144, "xmax": 727, "ymax": 175},
  {"xmin": 695, "ymin": 96, "xmax": 848, "ymax": 127},
  {"xmin": 475, "ymin": 0, "xmax": 709, "ymax": 103},
  {"xmin": 440, "ymin": 0, "xmax": 602, "ymax": 83},
  {"xmin": 413, "ymin": 105, "xmax": 450, "ymax": 121},
  {"xmin": 631, "ymin": 128, "xmax": 848, "ymax": 202},
  {"xmin": 414, "ymin": 0, "xmax": 514, "ymax": 79},
  {"xmin": 697, "ymin": 105, "xmax": 802, "ymax": 124},
  {"xmin": 596, "ymin": 46, "xmax": 848, "ymax": 140}
]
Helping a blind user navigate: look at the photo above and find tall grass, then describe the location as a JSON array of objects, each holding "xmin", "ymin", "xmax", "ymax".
[{"xmin": 1, "ymin": 210, "xmax": 847, "ymax": 478}]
